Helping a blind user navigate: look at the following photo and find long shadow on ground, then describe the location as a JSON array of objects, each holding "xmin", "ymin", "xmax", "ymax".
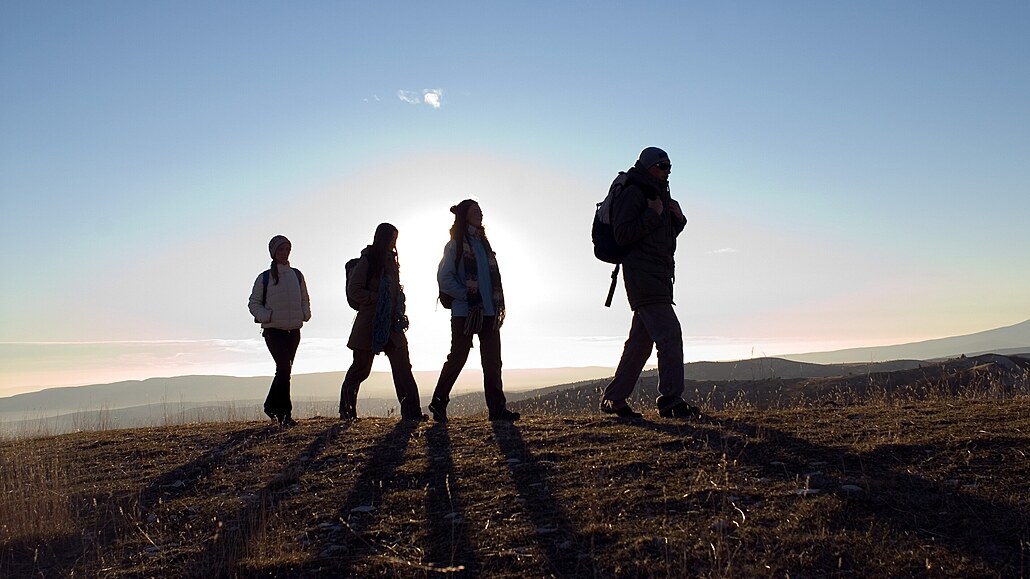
[
  {"xmin": 303, "ymin": 420, "xmax": 421, "ymax": 576},
  {"xmin": 183, "ymin": 422, "xmax": 345, "ymax": 578},
  {"xmin": 2, "ymin": 423, "xmax": 280, "ymax": 578},
  {"xmin": 423, "ymin": 423, "xmax": 482, "ymax": 575},
  {"xmin": 490, "ymin": 421, "xmax": 602, "ymax": 578},
  {"xmin": 635, "ymin": 417, "xmax": 1029, "ymax": 575}
]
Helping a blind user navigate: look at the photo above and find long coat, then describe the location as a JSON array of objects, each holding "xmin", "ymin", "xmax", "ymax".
[{"xmin": 346, "ymin": 250, "xmax": 406, "ymax": 351}]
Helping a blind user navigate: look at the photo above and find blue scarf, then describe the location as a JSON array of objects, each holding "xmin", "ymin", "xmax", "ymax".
[{"xmin": 371, "ymin": 274, "xmax": 409, "ymax": 354}]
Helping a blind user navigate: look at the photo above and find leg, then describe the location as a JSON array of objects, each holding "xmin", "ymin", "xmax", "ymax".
[
  {"xmin": 430, "ymin": 317, "xmax": 474, "ymax": 409},
  {"xmin": 477, "ymin": 317, "xmax": 508, "ymax": 415},
  {"xmin": 263, "ymin": 328, "xmax": 298, "ymax": 421},
  {"xmin": 339, "ymin": 349, "xmax": 375, "ymax": 418},
  {"xmin": 636, "ymin": 303, "xmax": 686, "ymax": 409},
  {"xmin": 602, "ymin": 312, "xmax": 654, "ymax": 407},
  {"xmin": 384, "ymin": 337, "xmax": 423, "ymax": 419}
]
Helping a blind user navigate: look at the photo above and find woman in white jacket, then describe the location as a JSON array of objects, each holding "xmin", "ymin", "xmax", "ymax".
[{"xmin": 248, "ymin": 235, "xmax": 311, "ymax": 426}]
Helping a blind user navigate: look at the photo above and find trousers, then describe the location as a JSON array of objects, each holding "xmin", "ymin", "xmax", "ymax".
[
  {"xmin": 430, "ymin": 316, "xmax": 507, "ymax": 415},
  {"xmin": 602, "ymin": 303, "xmax": 685, "ymax": 410}
]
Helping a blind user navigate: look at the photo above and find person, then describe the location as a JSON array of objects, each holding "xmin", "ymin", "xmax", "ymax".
[
  {"xmin": 428, "ymin": 200, "xmax": 520, "ymax": 422},
  {"xmin": 601, "ymin": 147, "xmax": 700, "ymax": 419},
  {"xmin": 339, "ymin": 223, "xmax": 427, "ymax": 422},
  {"xmin": 248, "ymin": 235, "xmax": 311, "ymax": 427}
]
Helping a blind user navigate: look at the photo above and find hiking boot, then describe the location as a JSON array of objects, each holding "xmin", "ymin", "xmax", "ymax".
[
  {"xmin": 264, "ymin": 410, "xmax": 280, "ymax": 424},
  {"xmin": 281, "ymin": 416, "xmax": 298, "ymax": 427},
  {"xmin": 489, "ymin": 409, "xmax": 520, "ymax": 421},
  {"xmin": 601, "ymin": 400, "xmax": 642, "ymax": 419},
  {"xmin": 428, "ymin": 402, "xmax": 448, "ymax": 423},
  {"xmin": 402, "ymin": 413, "xmax": 429, "ymax": 423},
  {"xmin": 659, "ymin": 401, "xmax": 701, "ymax": 419}
]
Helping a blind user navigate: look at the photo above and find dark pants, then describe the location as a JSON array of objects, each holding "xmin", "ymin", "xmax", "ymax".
[
  {"xmin": 339, "ymin": 337, "xmax": 422, "ymax": 419},
  {"xmin": 603, "ymin": 303, "xmax": 685, "ymax": 410},
  {"xmin": 431, "ymin": 316, "xmax": 507, "ymax": 415},
  {"xmin": 263, "ymin": 328, "xmax": 301, "ymax": 419}
]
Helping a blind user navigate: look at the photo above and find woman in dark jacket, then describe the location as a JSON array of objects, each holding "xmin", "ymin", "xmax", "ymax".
[
  {"xmin": 428, "ymin": 200, "xmax": 520, "ymax": 422},
  {"xmin": 339, "ymin": 223, "xmax": 426, "ymax": 421}
]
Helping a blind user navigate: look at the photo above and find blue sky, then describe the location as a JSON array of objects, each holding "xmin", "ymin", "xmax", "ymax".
[{"xmin": 1, "ymin": 1, "xmax": 1028, "ymax": 394}]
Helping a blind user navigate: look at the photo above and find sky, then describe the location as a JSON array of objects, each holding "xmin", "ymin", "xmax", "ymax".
[{"xmin": 1, "ymin": 1, "xmax": 1028, "ymax": 395}]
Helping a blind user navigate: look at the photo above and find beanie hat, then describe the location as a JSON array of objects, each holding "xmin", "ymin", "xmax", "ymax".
[
  {"xmin": 268, "ymin": 235, "xmax": 290, "ymax": 258},
  {"xmin": 635, "ymin": 147, "xmax": 670, "ymax": 170}
]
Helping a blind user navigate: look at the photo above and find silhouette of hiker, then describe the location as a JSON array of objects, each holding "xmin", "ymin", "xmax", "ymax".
[
  {"xmin": 428, "ymin": 200, "xmax": 520, "ymax": 423},
  {"xmin": 339, "ymin": 223, "xmax": 427, "ymax": 422},
  {"xmin": 601, "ymin": 148, "xmax": 700, "ymax": 419},
  {"xmin": 248, "ymin": 235, "xmax": 311, "ymax": 427}
]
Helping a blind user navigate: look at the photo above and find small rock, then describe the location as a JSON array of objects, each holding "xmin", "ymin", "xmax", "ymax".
[
  {"xmin": 794, "ymin": 488, "xmax": 820, "ymax": 496},
  {"xmin": 840, "ymin": 485, "xmax": 863, "ymax": 493},
  {"xmin": 350, "ymin": 505, "xmax": 375, "ymax": 513}
]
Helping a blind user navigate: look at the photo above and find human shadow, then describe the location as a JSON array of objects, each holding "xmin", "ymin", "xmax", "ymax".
[
  {"xmin": 313, "ymin": 420, "xmax": 420, "ymax": 576},
  {"xmin": 181, "ymin": 422, "xmax": 345, "ymax": 578},
  {"xmin": 422, "ymin": 423, "xmax": 482, "ymax": 576},
  {"xmin": 490, "ymin": 421, "xmax": 602, "ymax": 578},
  {"xmin": 3, "ymin": 423, "xmax": 280, "ymax": 577},
  {"xmin": 634, "ymin": 417, "xmax": 1029, "ymax": 575}
]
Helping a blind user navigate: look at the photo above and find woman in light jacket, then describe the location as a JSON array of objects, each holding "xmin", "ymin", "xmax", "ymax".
[
  {"xmin": 248, "ymin": 235, "xmax": 311, "ymax": 427},
  {"xmin": 339, "ymin": 223, "xmax": 426, "ymax": 421},
  {"xmin": 428, "ymin": 200, "xmax": 520, "ymax": 423}
]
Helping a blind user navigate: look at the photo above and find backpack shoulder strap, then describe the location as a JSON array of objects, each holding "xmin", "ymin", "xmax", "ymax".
[
  {"xmin": 292, "ymin": 267, "xmax": 304, "ymax": 286},
  {"xmin": 260, "ymin": 270, "xmax": 270, "ymax": 306}
]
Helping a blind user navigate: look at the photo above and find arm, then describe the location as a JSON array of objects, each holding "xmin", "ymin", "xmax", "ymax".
[
  {"xmin": 299, "ymin": 272, "xmax": 312, "ymax": 322},
  {"xmin": 346, "ymin": 257, "xmax": 378, "ymax": 307},
  {"xmin": 669, "ymin": 199, "xmax": 687, "ymax": 235},
  {"xmin": 437, "ymin": 241, "xmax": 467, "ymax": 300},
  {"xmin": 248, "ymin": 273, "xmax": 273, "ymax": 323},
  {"xmin": 612, "ymin": 185, "xmax": 662, "ymax": 247}
]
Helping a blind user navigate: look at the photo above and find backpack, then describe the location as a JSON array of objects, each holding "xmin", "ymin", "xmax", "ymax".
[
  {"xmin": 254, "ymin": 268, "xmax": 304, "ymax": 322},
  {"xmin": 592, "ymin": 172, "xmax": 631, "ymax": 264},
  {"xmin": 344, "ymin": 257, "xmax": 361, "ymax": 310},
  {"xmin": 592, "ymin": 172, "xmax": 631, "ymax": 307}
]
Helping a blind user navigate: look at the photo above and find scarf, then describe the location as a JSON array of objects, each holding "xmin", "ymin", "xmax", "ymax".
[
  {"xmin": 462, "ymin": 226, "xmax": 505, "ymax": 334},
  {"xmin": 371, "ymin": 273, "xmax": 409, "ymax": 354}
]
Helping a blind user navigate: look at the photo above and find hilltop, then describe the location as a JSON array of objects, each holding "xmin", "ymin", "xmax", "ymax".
[{"xmin": 2, "ymin": 386, "xmax": 1028, "ymax": 576}]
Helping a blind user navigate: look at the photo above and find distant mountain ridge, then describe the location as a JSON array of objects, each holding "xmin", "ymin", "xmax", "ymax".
[{"xmin": 782, "ymin": 319, "xmax": 1030, "ymax": 364}]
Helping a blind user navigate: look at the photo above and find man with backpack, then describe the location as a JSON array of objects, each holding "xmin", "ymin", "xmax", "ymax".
[{"xmin": 600, "ymin": 147, "xmax": 700, "ymax": 419}]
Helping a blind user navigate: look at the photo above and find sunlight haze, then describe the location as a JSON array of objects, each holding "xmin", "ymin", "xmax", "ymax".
[{"xmin": 2, "ymin": 1, "xmax": 1028, "ymax": 395}]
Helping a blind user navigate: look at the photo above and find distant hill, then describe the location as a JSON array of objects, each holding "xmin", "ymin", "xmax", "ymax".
[
  {"xmin": 0, "ymin": 367, "xmax": 614, "ymax": 431},
  {"xmin": 445, "ymin": 356, "xmax": 928, "ymax": 415},
  {"xmin": 782, "ymin": 319, "xmax": 1030, "ymax": 364},
  {"xmin": 505, "ymin": 354, "xmax": 1030, "ymax": 416}
]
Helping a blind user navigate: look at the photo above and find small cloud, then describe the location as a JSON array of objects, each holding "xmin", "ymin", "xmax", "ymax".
[
  {"xmin": 397, "ymin": 90, "xmax": 421, "ymax": 104},
  {"xmin": 711, "ymin": 248, "xmax": 740, "ymax": 254},
  {"xmin": 423, "ymin": 89, "xmax": 443, "ymax": 108}
]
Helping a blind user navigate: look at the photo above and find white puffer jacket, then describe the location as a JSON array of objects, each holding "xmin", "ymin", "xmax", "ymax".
[{"xmin": 248, "ymin": 264, "xmax": 311, "ymax": 330}]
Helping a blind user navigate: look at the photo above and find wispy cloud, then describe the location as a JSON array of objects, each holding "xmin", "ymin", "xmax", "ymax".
[
  {"xmin": 397, "ymin": 90, "xmax": 421, "ymax": 104},
  {"xmin": 397, "ymin": 88, "xmax": 444, "ymax": 109},
  {"xmin": 710, "ymin": 247, "xmax": 740, "ymax": 254}
]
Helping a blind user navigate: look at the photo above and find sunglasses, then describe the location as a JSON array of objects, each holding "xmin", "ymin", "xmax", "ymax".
[{"xmin": 656, "ymin": 163, "xmax": 672, "ymax": 171}]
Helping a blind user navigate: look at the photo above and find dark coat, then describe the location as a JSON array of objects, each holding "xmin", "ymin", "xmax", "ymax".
[
  {"xmin": 346, "ymin": 249, "xmax": 406, "ymax": 352},
  {"xmin": 612, "ymin": 166, "xmax": 687, "ymax": 310}
]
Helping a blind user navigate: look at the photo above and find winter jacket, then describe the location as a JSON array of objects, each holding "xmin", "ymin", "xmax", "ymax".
[
  {"xmin": 612, "ymin": 166, "xmax": 687, "ymax": 310},
  {"xmin": 346, "ymin": 249, "xmax": 407, "ymax": 351},
  {"xmin": 248, "ymin": 264, "xmax": 311, "ymax": 330},
  {"xmin": 437, "ymin": 238, "xmax": 497, "ymax": 317}
]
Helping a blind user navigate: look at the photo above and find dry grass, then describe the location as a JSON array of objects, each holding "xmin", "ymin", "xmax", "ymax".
[{"xmin": 2, "ymin": 360, "xmax": 1028, "ymax": 577}]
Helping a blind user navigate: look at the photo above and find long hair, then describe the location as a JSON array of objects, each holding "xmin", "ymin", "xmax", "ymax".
[
  {"xmin": 367, "ymin": 222, "xmax": 400, "ymax": 281},
  {"xmin": 449, "ymin": 199, "xmax": 491, "ymax": 266}
]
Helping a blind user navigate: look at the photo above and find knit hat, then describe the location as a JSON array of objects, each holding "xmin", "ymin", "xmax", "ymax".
[
  {"xmin": 268, "ymin": 235, "xmax": 291, "ymax": 258},
  {"xmin": 635, "ymin": 147, "xmax": 670, "ymax": 170}
]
